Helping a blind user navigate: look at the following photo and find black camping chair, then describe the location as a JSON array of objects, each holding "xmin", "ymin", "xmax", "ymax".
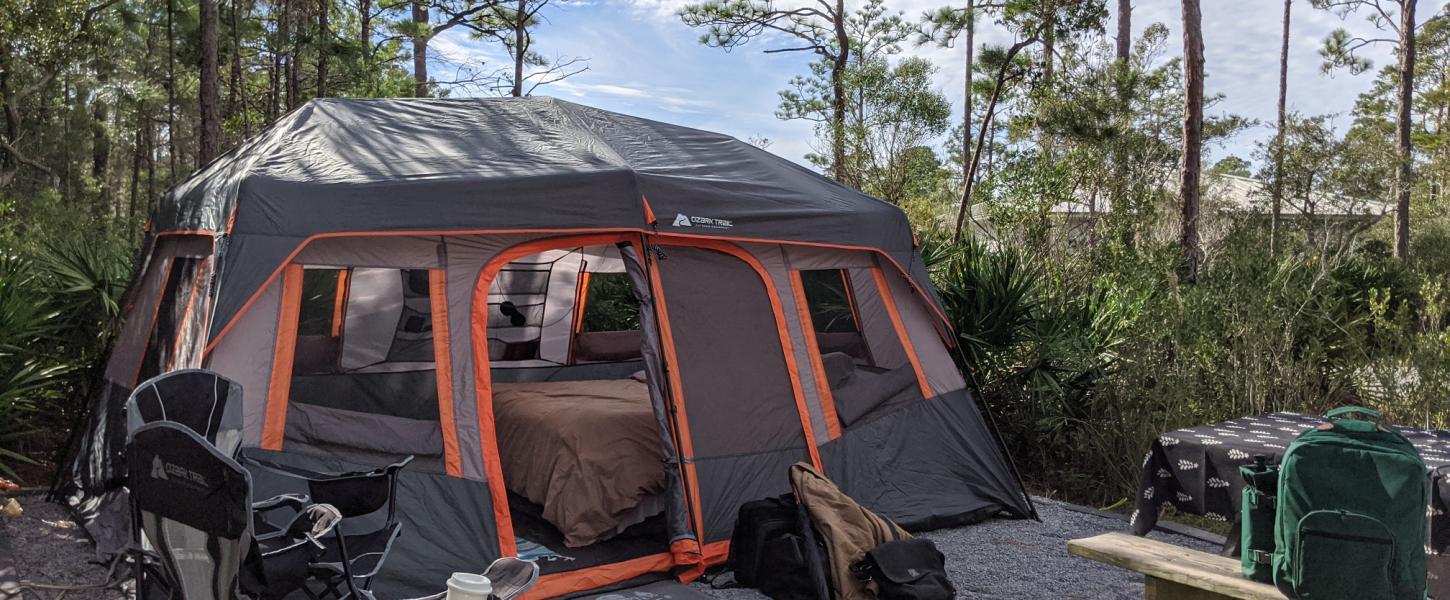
[
  {"xmin": 127, "ymin": 369, "xmax": 246, "ymax": 457},
  {"xmin": 127, "ymin": 369, "xmax": 310, "ymax": 537},
  {"xmin": 244, "ymin": 455, "xmax": 414, "ymax": 600},
  {"xmin": 128, "ymin": 421, "xmax": 338, "ymax": 600}
]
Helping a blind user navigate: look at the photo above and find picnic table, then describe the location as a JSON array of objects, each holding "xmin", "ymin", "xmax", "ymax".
[{"xmin": 1130, "ymin": 411, "xmax": 1450, "ymax": 597}]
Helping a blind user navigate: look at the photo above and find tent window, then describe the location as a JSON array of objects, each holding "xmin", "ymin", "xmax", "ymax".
[
  {"xmin": 798, "ymin": 269, "xmax": 871, "ymax": 364},
  {"xmin": 292, "ymin": 267, "xmax": 435, "ymax": 375},
  {"xmin": 281, "ymin": 265, "xmax": 441, "ymax": 461},
  {"xmin": 138, "ymin": 257, "xmax": 204, "ymax": 383},
  {"xmin": 298, "ymin": 268, "xmax": 344, "ymax": 337},
  {"xmin": 578, "ymin": 273, "xmax": 639, "ymax": 332}
]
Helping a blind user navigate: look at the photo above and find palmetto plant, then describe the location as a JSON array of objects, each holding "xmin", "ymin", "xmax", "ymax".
[
  {"xmin": 0, "ymin": 252, "xmax": 63, "ymax": 479},
  {"xmin": 925, "ymin": 237, "xmax": 1041, "ymax": 373},
  {"xmin": 0, "ymin": 234, "xmax": 131, "ymax": 481}
]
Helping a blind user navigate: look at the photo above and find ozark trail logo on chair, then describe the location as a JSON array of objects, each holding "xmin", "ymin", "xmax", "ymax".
[
  {"xmin": 149, "ymin": 455, "xmax": 209, "ymax": 489},
  {"xmin": 671, "ymin": 213, "xmax": 733, "ymax": 229}
]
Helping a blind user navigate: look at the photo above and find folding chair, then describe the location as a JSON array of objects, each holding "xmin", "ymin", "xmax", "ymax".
[
  {"xmin": 127, "ymin": 369, "xmax": 245, "ymax": 457},
  {"xmin": 244, "ymin": 455, "xmax": 414, "ymax": 600},
  {"xmin": 128, "ymin": 421, "xmax": 337, "ymax": 600}
]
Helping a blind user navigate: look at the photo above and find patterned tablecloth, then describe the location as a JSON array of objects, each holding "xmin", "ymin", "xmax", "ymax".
[{"xmin": 1130, "ymin": 412, "xmax": 1450, "ymax": 595}]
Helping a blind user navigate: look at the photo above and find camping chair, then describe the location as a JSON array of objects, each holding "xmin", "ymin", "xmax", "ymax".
[
  {"xmin": 128, "ymin": 421, "xmax": 339, "ymax": 600},
  {"xmin": 127, "ymin": 369, "xmax": 245, "ymax": 457},
  {"xmin": 127, "ymin": 369, "xmax": 309, "ymax": 537},
  {"xmin": 244, "ymin": 455, "xmax": 414, "ymax": 600}
]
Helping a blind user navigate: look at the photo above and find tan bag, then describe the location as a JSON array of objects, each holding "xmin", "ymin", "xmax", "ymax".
[{"xmin": 789, "ymin": 462, "xmax": 910, "ymax": 600}]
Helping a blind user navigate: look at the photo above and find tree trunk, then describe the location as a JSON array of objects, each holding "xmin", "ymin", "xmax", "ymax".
[
  {"xmin": 229, "ymin": 0, "xmax": 243, "ymax": 132},
  {"xmin": 91, "ymin": 72, "xmax": 112, "ymax": 210},
  {"xmin": 360, "ymin": 0, "xmax": 372, "ymax": 94},
  {"xmin": 145, "ymin": 115, "xmax": 156, "ymax": 214},
  {"xmin": 1393, "ymin": 0, "xmax": 1415, "ymax": 259},
  {"xmin": 130, "ymin": 114, "xmax": 143, "ymax": 221},
  {"xmin": 317, "ymin": 0, "xmax": 329, "ymax": 97},
  {"xmin": 1040, "ymin": 1, "xmax": 1057, "ymax": 156},
  {"xmin": 270, "ymin": 7, "xmax": 282, "ymax": 122},
  {"xmin": 412, "ymin": 0, "xmax": 429, "ymax": 97},
  {"xmin": 278, "ymin": 0, "xmax": 296, "ymax": 110},
  {"xmin": 830, "ymin": 0, "xmax": 848, "ymax": 183},
  {"xmin": 1178, "ymin": 0, "xmax": 1204, "ymax": 282},
  {"xmin": 958, "ymin": 0, "xmax": 975, "ymax": 220},
  {"xmin": 167, "ymin": 0, "xmax": 177, "ymax": 179},
  {"xmin": 512, "ymin": 0, "xmax": 527, "ymax": 97},
  {"xmin": 0, "ymin": 42, "xmax": 14, "ymax": 185},
  {"xmin": 955, "ymin": 38, "xmax": 1035, "ymax": 241},
  {"xmin": 200, "ymin": 0, "xmax": 221, "ymax": 164},
  {"xmin": 286, "ymin": 0, "xmax": 300, "ymax": 111},
  {"xmin": 1270, "ymin": 0, "xmax": 1290, "ymax": 257},
  {"xmin": 1116, "ymin": 0, "xmax": 1130, "ymax": 61}
]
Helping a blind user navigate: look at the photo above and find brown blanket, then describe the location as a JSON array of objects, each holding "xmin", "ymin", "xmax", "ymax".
[{"xmin": 492, "ymin": 379, "xmax": 665, "ymax": 547}]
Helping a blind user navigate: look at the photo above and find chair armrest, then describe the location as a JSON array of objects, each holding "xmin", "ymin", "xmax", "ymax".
[{"xmin": 253, "ymin": 493, "xmax": 309, "ymax": 514}]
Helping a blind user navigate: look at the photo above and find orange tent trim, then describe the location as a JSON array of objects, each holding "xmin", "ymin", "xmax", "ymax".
[{"xmin": 261, "ymin": 264, "xmax": 304, "ymax": 450}]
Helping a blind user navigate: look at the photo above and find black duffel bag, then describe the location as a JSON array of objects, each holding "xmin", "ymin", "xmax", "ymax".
[
  {"xmin": 851, "ymin": 539, "xmax": 955, "ymax": 600},
  {"xmin": 725, "ymin": 493, "xmax": 831, "ymax": 600}
]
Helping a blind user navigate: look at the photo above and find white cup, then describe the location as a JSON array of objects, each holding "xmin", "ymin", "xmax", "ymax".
[{"xmin": 446, "ymin": 572, "xmax": 493, "ymax": 600}]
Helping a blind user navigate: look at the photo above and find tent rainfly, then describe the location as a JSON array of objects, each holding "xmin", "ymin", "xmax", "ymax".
[{"xmin": 56, "ymin": 97, "xmax": 1033, "ymax": 597}]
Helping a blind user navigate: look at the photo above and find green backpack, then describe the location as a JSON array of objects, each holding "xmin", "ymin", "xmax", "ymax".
[{"xmin": 1272, "ymin": 407, "xmax": 1428, "ymax": 600}]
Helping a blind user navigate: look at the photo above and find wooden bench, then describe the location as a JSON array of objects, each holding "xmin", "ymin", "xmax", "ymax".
[{"xmin": 1067, "ymin": 532, "xmax": 1285, "ymax": 600}]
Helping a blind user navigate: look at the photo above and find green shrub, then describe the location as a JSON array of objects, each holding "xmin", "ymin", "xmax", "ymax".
[
  {"xmin": 930, "ymin": 218, "xmax": 1450, "ymax": 505},
  {"xmin": 0, "ymin": 196, "xmax": 133, "ymax": 481}
]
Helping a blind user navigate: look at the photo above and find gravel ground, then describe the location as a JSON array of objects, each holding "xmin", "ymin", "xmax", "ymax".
[
  {"xmin": 691, "ymin": 497, "xmax": 1221, "ymax": 600},
  {"xmin": 2, "ymin": 495, "xmax": 1216, "ymax": 600},
  {"xmin": 3, "ymin": 494, "xmax": 128, "ymax": 600}
]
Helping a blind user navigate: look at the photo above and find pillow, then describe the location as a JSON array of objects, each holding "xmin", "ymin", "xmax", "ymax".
[
  {"xmin": 831, "ymin": 365, "xmax": 920, "ymax": 428},
  {"xmin": 820, "ymin": 352, "xmax": 858, "ymax": 389},
  {"xmin": 574, "ymin": 330, "xmax": 643, "ymax": 362}
]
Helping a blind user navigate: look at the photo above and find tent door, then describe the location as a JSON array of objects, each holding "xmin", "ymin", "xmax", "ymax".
[{"xmin": 650, "ymin": 242, "xmax": 820, "ymax": 546}]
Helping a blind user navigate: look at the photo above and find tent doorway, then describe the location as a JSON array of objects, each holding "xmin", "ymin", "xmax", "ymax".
[
  {"xmin": 650, "ymin": 243, "xmax": 822, "ymax": 546},
  {"xmin": 478, "ymin": 239, "xmax": 673, "ymax": 577}
]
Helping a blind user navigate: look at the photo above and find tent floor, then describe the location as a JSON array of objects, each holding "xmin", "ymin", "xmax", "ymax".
[{"xmin": 507, "ymin": 492, "xmax": 668, "ymax": 576}]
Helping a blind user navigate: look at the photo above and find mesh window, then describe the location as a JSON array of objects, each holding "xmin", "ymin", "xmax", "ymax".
[
  {"xmin": 284, "ymin": 267, "xmax": 442, "ymax": 460},
  {"xmin": 579, "ymin": 273, "xmax": 639, "ymax": 332},
  {"xmin": 293, "ymin": 268, "xmax": 434, "ymax": 374},
  {"xmin": 486, "ymin": 255, "xmax": 565, "ymax": 362},
  {"xmin": 799, "ymin": 269, "xmax": 871, "ymax": 363},
  {"xmin": 138, "ymin": 257, "xmax": 205, "ymax": 383}
]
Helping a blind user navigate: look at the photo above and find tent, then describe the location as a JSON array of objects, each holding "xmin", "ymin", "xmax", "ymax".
[{"xmin": 56, "ymin": 97, "xmax": 1033, "ymax": 597}]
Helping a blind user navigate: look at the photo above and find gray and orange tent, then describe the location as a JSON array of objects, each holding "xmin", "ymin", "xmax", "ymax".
[{"xmin": 57, "ymin": 97, "xmax": 1032, "ymax": 597}]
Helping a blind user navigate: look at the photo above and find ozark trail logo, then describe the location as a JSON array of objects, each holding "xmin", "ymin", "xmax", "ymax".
[
  {"xmin": 670, "ymin": 213, "xmax": 733, "ymax": 229},
  {"xmin": 149, "ymin": 455, "xmax": 209, "ymax": 488}
]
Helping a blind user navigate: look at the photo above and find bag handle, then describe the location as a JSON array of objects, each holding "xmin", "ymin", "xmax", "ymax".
[
  {"xmin": 1326, "ymin": 406, "xmax": 1381, "ymax": 422},
  {"xmin": 1325, "ymin": 406, "xmax": 1382, "ymax": 433}
]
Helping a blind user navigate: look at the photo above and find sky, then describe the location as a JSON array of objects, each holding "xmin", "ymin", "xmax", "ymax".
[{"xmin": 426, "ymin": 0, "xmax": 1419, "ymax": 174}]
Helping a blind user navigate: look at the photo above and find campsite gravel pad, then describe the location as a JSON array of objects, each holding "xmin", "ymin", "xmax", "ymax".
[
  {"xmin": 3, "ymin": 494, "xmax": 128, "ymax": 600},
  {"xmin": 6, "ymin": 495, "xmax": 1206, "ymax": 600},
  {"xmin": 693, "ymin": 498, "xmax": 1219, "ymax": 600},
  {"xmin": 1132, "ymin": 411, "xmax": 1450, "ymax": 596}
]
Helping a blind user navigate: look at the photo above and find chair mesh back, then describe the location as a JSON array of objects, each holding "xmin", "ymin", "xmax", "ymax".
[
  {"xmin": 307, "ymin": 471, "xmax": 393, "ymax": 518},
  {"xmin": 140, "ymin": 513, "xmax": 244, "ymax": 600},
  {"xmin": 127, "ymin": 370, "xmax": 244, "ymax": 456},
  {"xmin": 130, "ymin": 422, "xmax": 253, "ymax": 600}
]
